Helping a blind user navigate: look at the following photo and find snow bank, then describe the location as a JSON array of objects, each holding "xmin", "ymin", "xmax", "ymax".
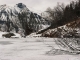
[{"xmin": 27, "ymin": 33, "xmax": 41, "ymax": 38}]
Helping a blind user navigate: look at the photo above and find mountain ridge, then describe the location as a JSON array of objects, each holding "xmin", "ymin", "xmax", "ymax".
[{"xmin": 0, "ymin": 3, "xmax": 50, "ymax": 35}]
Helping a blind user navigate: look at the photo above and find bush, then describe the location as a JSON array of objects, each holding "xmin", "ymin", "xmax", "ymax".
[
  {"xmin": 2, "ymin": 33, "xmax": 15, "ymax": 38},
  {"xmin": 42, "ymin": 28, "xmax": 62, "ymax": 38},
  {"xmin": 42, "ymin": 26, "xmax": 80, "ymax": 38}
]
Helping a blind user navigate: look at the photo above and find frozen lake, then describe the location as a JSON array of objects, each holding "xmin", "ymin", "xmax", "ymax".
[{"xmin": 0, "ymin": 38, "xmax": 80, "ymax": 60}]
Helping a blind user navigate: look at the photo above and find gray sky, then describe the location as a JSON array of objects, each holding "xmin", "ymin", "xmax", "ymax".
[{"xmin": 0, "ymin": 0, "xmax": 74, "ymax": 13}]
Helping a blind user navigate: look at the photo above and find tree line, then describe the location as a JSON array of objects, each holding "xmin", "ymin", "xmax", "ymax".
[{"xmin": 37, "ymin": 0, "xmax": 80, "ymax": 34}]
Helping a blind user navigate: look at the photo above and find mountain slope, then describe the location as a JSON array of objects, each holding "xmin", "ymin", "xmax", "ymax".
[{"xmin": 0, "ymin": 3, "xmax": 50, "ymax": 35}]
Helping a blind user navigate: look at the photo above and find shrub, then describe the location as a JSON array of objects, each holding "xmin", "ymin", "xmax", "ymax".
[{"xmin": 2, "ymin": 33, "xmax": 15, "ymax": 38}]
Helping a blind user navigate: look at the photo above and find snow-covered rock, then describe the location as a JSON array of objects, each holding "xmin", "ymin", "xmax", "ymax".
[{"xmin": 0, "ymin": 31, "xmax": 21, "ymax": 38}]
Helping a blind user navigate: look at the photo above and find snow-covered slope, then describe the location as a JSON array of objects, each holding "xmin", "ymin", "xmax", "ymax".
[{"xmin": 0, "ymin": 3, "xmax": 50, "ymax": 34}]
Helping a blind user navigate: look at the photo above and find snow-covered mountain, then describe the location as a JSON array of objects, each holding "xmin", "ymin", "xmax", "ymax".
[{"xmin": 0, "ymin": 3, "xmax": 50, "ymax": 34}]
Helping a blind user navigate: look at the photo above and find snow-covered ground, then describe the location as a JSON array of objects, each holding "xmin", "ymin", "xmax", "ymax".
[{"xmin": 0, "ymin": 38, "xmax": 80, "ymax": 60}]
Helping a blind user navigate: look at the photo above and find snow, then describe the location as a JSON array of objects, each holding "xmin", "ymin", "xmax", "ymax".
[
  {"xmin": 27, "ymin": 33, "xmax": 41, "ymax": 37},
  {"xmin": 12, "ymin": 33, "xmax": 21, "ymax": 38},
  {"xmin": 0, "ymin": 38, "xmax": 80, "ymax": 60}
]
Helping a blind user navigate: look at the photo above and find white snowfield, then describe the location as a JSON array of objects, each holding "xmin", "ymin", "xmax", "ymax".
[{"xmin": 0, "ymin": 38, "xmax": 80, "ymax": 60}]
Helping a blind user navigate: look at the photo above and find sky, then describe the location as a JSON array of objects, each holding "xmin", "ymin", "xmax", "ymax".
[{"xmin": 0, "ymin": 0, "xmax": 75, "ymax": 13}]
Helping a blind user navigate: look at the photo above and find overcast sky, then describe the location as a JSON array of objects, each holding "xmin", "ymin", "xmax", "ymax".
[{"xmin": 0, "ymin": 0, "xmax": 75, "ymax": 13}]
